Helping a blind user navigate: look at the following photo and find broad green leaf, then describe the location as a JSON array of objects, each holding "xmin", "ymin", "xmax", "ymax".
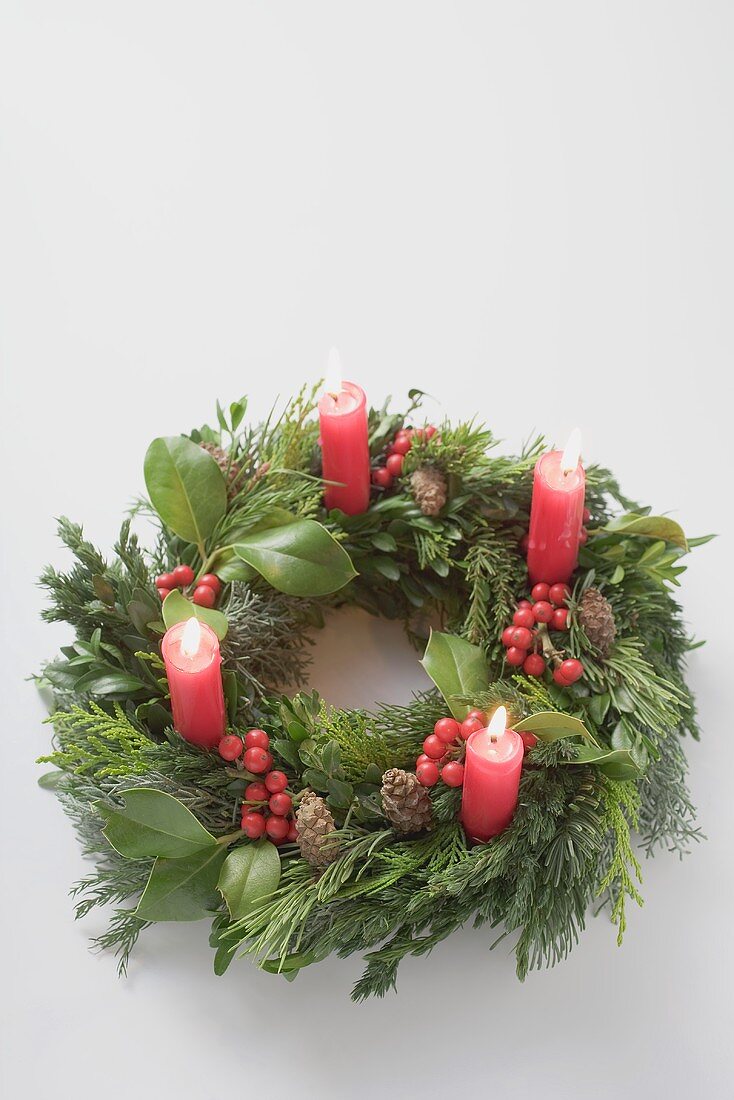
[
  {"xmin": 74, "ymin": 669, "xmax": 148, "ymax": 696},
  {"xmin": 127, "ymin": 586, "xmax": 160, "ymax": 635},
  {"xmin": 234, "ymin": 519, "xmax": 357, "ymax": 597},
  {"xmin": 512, "ymin": 711, "xmax": 599, "ymax": 746},
  {"xmin": 212, "ymin": 550, "xmax": 256, "ymax": 584},
  {"xmin": 217, "ymin": 840, "xmax": 281, "ymax": 921},
  {"xmin": 603, "ymin": 513, "xmax": 688, "ymax": 550},
  {"xmin": 144, "ymin": 435, "xmax": 227, "ymax": 544},
  {"xmin": 38, "ymin": 770, "xmax": 62, "ymax": 790},
  {"xmin": 568, "ymin": 745, "xmax": 643, "ymax": 780},
  {"xmin": 136, "ymin": 846, "xmax": 227, "ymax": 921},
  {"xmin": 420, "ymin": 631, "xmax": 489, "ymax": 720},
  {"xmin": 92, "ymin": 575, "xmax": 116, "ymax": 605},
  {"xmin": 97, "ymin": 788, "xmax": 216, "ymax": 859},
  {"xmin": 162, "ymin": 588, "xmax": 228, "ymax": 641},
  {"xmin": 261, "ymin": 951, "xmax": 316, "ymax": 975}
]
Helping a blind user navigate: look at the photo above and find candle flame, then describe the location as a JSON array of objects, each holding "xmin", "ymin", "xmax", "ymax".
[
  {"xmin": 180, "ymin": 616, "xmax": 202, "ymax": 657},
  {"xmin": 561, "ymin": 428, "xmax": 583, "ymax": 475},
  {"xmin": 324, "ymin": 346, "xmax": 343, "ymax": 398},
  {"xmin": 488, "ymin": 706, "xmax": 507, "ymax": 739}
]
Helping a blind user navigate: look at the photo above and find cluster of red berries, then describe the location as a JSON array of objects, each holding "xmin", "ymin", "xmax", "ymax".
[
  {"xmin": 413, "ymin": 711, "xmax": 486, "ymax": 788},
  {"xmin": 372, "ymin": 424, "xmax": 438, "ymax": 490},
  {"xmin": 501, "ymin": 582, "xmax": 584, "ymax": 686},
  {"xmin": 218, "ymin": 729, "xmax": 297, "ymax": 845},
  {"xmin": 155, "ymin": 565, "xmax": 223, "ymax": 609}
]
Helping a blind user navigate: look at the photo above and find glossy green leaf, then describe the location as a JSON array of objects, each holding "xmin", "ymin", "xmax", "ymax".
[
  {"xmin": 144, "ymin": 435, "xmax": 227, "ymax": 544},
  {"xmin": 162, "ymin": 588, "xmax": 228, "ymax": 640},
  {"xmin": 73, "ymin": 669, "xmax": 148, "ymax": 696},
  {"xmin": 603, "ymin": 513, "xmax": 688, "ymax": 550},
  {"xmin": 568, "ymin": 745, "xmax": 643, "ymax": 780},
  {"xmin": 512, "ymin": 711, "xmax": 599, "ymax": 745},
  {"xmin": 261, "ymin": 951, "xmax": 316, "ymax": 975},
  {"xmin": 136, "ymin": 846, "xmax": 227, "ymax": 921},
  {"xmin": 97, "ymin": 788, "xmax": 216, "ymax": 859},
  {"xmin": 92, "ymin": 575, "xmax": 116, "ymax": 605},
  {"xmin": 217, "ymin": 840, "xmax": 281, "ymax": 921},
  {"xmin": 38, "ymin": 770, "xmax": 62, "ymax": 790},
  {"xmin": 234, "ymin": 519, "xmax": 357, "ymax": 597},
  {"xmin": 420, "ymin": 631, "xmax": 489, "ymax": 720}
]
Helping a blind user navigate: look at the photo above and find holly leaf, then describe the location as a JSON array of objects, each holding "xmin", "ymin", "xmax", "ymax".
[
  {"xmin": 420, "ymin": 631, "xmax": 489, "ymax": 720},
  {"xmin": 162, "ymin": 588, "xmax": 228, "ymax": 640},
  {"xmin": 603, "ymin": 513, "xmax": 688, "ymax": 550},
  {"xmin": 217, "ymin": 840, "xmax": 281, "ymax": 921},
  {"xmin": 512, "ymin": 711, "xmax": 599, "ymax": 745},
  {"xmin": 144, "ymin": 435, "xmax": 227, "ymax": 544},
  {"xmin": 135, "ymin": 846, "xmax": 227, "ymax": 921},
  {"xmin": 97, "ymin": 788, "xmax": 217, "ymax": 859},
  {"xmin": 234, "ymin": 519, "xmax": 357, "ymax": 597},
  {"xmin": 569, "ymin": 745, "xmax": 643, "ymax": 780}
]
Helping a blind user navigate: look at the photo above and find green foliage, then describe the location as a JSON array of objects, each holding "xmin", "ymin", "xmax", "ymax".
[{"xmin": 420, "ymin": 631, "xmax": 489, "ymax": 719}]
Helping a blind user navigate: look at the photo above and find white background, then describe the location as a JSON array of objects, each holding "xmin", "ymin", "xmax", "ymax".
[{"xmin": 1, "ymin": 2, "xmax": 732, "ymax": 1096}]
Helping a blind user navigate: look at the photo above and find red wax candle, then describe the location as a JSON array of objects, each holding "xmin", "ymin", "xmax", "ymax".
[
  {"xmin": 461, "ymin": 707, "xmax": 524, "ymax": 842},
  {"xmin": 318, "ymin": 352, "xmax": 370, "ymax": 515},
  {"xmin": 161, "ymin": 618, "xmax": 226, "ymax": 750},
  {"xmin": 527, "ymin": 430, "xmax": 586, "ymax": 586}
]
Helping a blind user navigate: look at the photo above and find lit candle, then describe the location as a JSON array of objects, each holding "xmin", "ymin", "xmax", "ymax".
[
  {"xmin": 317, "ymin": 347, "xmax": 371, "ymax": 515},
  {"xmin": 526, "ymin": 428, "xmax": 586, "ymax": 586},
  {"xmin": 161, "ymin": 618, "xmax": 226, "ymax": 750},
  {"xmin": 461, "ymin": 707, "xmax": 524, "ymax": 842}
]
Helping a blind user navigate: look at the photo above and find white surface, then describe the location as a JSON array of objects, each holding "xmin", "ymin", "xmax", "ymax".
[{"xmin": 1, "ymin": 2, "xmax": 732, "ymax": 1096}]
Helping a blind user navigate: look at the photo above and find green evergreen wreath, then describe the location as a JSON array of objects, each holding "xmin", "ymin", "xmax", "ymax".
[{"xmin": 37, "ymin": 386, "xmax": 708, "ymax": 999}]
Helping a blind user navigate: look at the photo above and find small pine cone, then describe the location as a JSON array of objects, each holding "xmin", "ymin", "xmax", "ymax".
[
  {"xmin": 410, "ymin": 465, "xmax": 447, "ymax": 516},
  {"xmin": 199, "ymin": 442, "xmax": 240, "ymax": 500},
  {"xmin": 381, "ymin": 768, "xmax": 433, "ymax": 835},
  {"xmin": 578, "ymin": 587, "xmax": 617, "ymax": 657},
  {"xmin": 296, "ymin": 792, "xmax": 339, "ymax": 868}
]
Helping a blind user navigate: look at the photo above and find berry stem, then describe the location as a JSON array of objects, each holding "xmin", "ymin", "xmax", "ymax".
[
  {"xmin": 536, "ymin": 623, "xmax": 564, "ymax": 667},
  {"xmin": 215, "ymin": 828, "xmax": 246, "ymax": 846}
]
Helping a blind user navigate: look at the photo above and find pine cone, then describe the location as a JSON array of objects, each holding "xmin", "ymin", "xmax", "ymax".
[
  {"xmin": 199, "ymin": 442, "xmax": 240, "ymax": 500},
  {"xmin": 410, "ymin": 466, "xmax": 447, "ymax": 516},
  {"xmin": 296, "ymin": 792, "xmax": 339, "ymax": 868},
  {"xmin": 381, "ymin": 768, "xmax": 433, "ymax": 835},
  {"xmin": 578, "ymin": 587, "xmax": 616, "ymax": 656}
]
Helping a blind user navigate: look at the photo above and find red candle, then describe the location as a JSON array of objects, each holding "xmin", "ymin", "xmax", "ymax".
[
  {"xmin": 318, "ymin": 349, "xmax": 370, "ymax": 515},
  {"xmin": 527, "ymin": 429, "xmax": 586, "ymax": 586},
  {"xmin": 161, "ymin": 618, "xmax": 226, "ymax": 750},
  {"xmin": 461, "ymin": 707, "xmax": 523, "ymax": 842}
]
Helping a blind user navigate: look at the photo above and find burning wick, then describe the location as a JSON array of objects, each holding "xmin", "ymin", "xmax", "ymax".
[
  {"xmin": 561, "ymin": 428, "xmax": 582, "ymax": 476},
  {"xmin": 487, "ymin": 705, "xmax": 507, "ymax": 746},
  {"xmin": 180, "ymin": 616, "xmax": 202, "ymax": 658}
]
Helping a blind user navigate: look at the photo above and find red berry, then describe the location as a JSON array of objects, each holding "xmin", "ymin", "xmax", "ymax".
[
  {"xmin": 390, "ymin": 435, "xmax": 412, "ymax": 456},
  {"xmin": 244, "ymin": 782, "xmax": 268, "ymax": 803},
  {"xmin": 265, "ymin": 770, "xmax": 288, "ymax": 793},
  {"xmin": 501, "ymin": 626, "xmax": 515, "ymax": 647},
  {"xmin": 193, "ymin": 584, "xmax": 216, "ymax": 607},
  {"xmin": 199, "ymin": 573, "xmax": 222, "ymax": 595},
  {"xmin": 156, "ymin": 572, "xmax": 176, "ymax": 589},
  {"xmin": 286, "ymin": 820, "xmax": 298, "ymax": 842},
  {"xmin": 434, "ymin": 717, "xmax": 461, "ymax": 744},
  {"xmin": 265, "ymin": 815, "xmax": 290, "ymax": 842},
  {"xmin": 509, "ymin": 626, "xmax": 533, "ymax": 649},
  {"xmin": 423, "ymin": 734, "xmax": 446, "ymax": 760},
  {"xmin": 157, "ymin": 587, "xmax": 172, "ymax": 600},
  {"xmin": 582, "ymin": 508, "xmax": 591, "ymax": 524},
  {"xmin": 553, "ymin": 668, "xmax": 573, "ymax": 687},
  {"xmin": 245, "ymin": 729, "xmax": 270, "ymax": 750},
  {"xmin": 424, "ymin": 425, "xmax": 438, "ymax": 439},
  {"xmin": 466, "ymin": 709, "xmax": 487, "ymax": 725},
  {"xmin": 218, "ymin": 735, "xmax": 243, "ymax": 761},
  {"xmin": 172, "ymin": 564, "xmax": 195, "ymax": 587},
  {"xmin": 559, "ymin": 658, "xmax": 583, "ymax": 684},
  {"xmin": 415, "ymin": 753, "xmax": 432, "ymax": 768},
  {"xmin": 440, "ymin": 761, "xmax": 465, "ymax": 787},
  {"xmin": 242, "ymin": 811, "xmax": 266, "ymax": 839},
  {"xmin": 551, "ymin": 608, "xmax": 569, "ymax": 631},
  {"xmin": 460, "ymin": 715, "xmax": 484, "ymax": 739},
  {"xmin": 523, "ymin": 653, "xmax": 546, "ymax": 677},
  {"xmin": 385, "ymin": 453, "xmax": 404, "ymax": 477},
  {"xmin": 416, "ymin": 760, "xmax": 440, "ymax": 787},
  {"xmin": 532, "ymin": 600, "xmax": 554, "ymax": 624},
  {"xmin": 513, "ymin": 607, "xmax": 535, "ymax": 629},
  {"xmin": 505, "ymin": 646, "xmax": 526, "ymax": 667},
  {"xmin": 372, "ymin": 467, "xmax": 393, "ymax": 489},
  {"xmin": 548, "ymin": 583, "xmax": 570, "ymax": 607},
  {"xmin": 243, "ymin": 747, "xmax": 272, "ymax": 774},
  {"xmin": 519, "ymin": 730, "xmax": 538, "ymax": 752},
  {"xmin": 531, "ymin": 582, "xmax": 550, "ymax": 602},
  {"xmin": 269, "ymin": 792, "xmax": 293, "ymax": 817},
  {"xmin": 518, "ymin": 599, "xmax": 533, "ymax": 609},
  {"xmin": 579, "ymin": 527, "xmax": 588, "ymax": 545}
]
